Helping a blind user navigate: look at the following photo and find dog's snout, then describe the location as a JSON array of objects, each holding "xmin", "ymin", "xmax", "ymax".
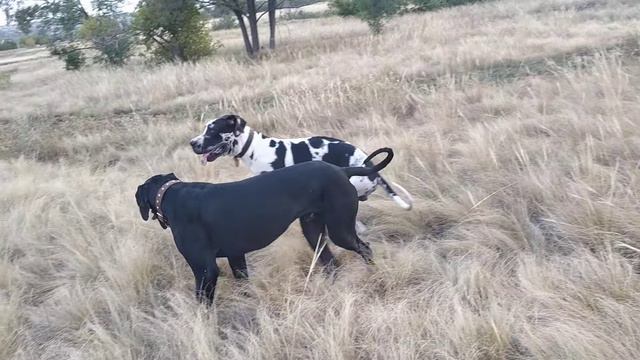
[{"xmin": 190, "ymin": 138, "xmax": 205, "ymax": 154}]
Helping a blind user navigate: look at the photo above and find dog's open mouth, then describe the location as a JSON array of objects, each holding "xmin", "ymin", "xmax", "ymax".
[{"xmin": 200, "ymin": 144, "xmax": 230, "ymax": 165}]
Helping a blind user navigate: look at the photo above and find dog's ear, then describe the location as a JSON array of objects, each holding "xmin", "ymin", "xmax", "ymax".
[
  {"xmin": 233, "ymin": 116, "xmax": 246, "ymax": 136},
  {"xmin": 135, "ymin": 184, "xmax": 150, "ymax": 221}
]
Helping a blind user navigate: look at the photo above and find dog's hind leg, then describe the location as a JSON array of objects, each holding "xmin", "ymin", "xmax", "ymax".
[
  {"xmin": 329, "ymin": 232, "xmax": 374, "ymax": 265},
  {"xmin": 324, "ymin": 204, "xmax": 374, "ymax": 265},
  {"xmin": 228, "ymin": 255, "xmax": 249, "ymax": 279},
  {"xmin": 300, "ymin": 214, "xmax": 339, "ymax": 272}
]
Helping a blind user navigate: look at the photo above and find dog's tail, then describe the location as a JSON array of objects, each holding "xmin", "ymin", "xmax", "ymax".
[
  {"xmin": 377, "ymin": 177, "xmax": 413, "ymax": 210},
  {"xmin": 342, "ymin": 147, "xmax": 394, "ymax": 178}
]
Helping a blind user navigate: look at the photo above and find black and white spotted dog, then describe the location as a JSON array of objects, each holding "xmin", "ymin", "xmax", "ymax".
[{"xmin": 189, "ymin": 114, "xmax": 413, "ymax": 210}]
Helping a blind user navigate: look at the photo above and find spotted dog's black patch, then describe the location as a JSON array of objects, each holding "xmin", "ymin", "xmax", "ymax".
[
  {"xmin": 232, "ymin": 139, "xmax": 238, "ymax": 148},
  {"xmin": 291, "ymin": 141, "xmax": 312, "ymax": 163},
  {"xmin": 249, "ymin": 152, "xmax": 254, "ymax": 160},
  {"xmin": 269, "ymin": 140, "xmax": 277, "ymax": 147},
  {"xmin": 322, "ymin": 142, "xmax": 356, "ymax": 167},
  {"xmin": 200, "ymin": 133, "xmax": 222, "ymax": 152},
  {"xmin": 271, "ymin": 141, "xmax": 287, "ymax": 169},
  {"xmin": 308, "ymin": 137, "xmax": 324, "ymax": 149},
  {"xmin": 309, "ymin": 136, "xmax": 343, "ymax": 149}
]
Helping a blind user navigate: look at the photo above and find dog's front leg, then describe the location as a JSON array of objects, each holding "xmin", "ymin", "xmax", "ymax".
[{"xmin": 194, "ymin": 261, "xmax": 219, "ymax": 306}]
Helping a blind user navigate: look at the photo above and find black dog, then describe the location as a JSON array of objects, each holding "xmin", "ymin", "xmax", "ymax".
[{"xmin": 135, "ymin": 148, "xmax": 393, "ymax": 304}]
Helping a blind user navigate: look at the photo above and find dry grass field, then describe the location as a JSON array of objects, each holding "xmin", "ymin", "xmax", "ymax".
[{"xmin": 2, "ymin": 0, "xmax": 640, "ymax": 358}]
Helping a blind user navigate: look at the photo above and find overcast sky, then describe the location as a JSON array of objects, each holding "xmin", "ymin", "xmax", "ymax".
[{"xmin": 0, "ymin": 0, "xmax": 140, "ymax": 26}]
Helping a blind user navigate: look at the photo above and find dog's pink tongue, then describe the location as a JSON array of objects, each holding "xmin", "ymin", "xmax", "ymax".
[{"xmin": 200, "ymin": 154, "xmax": 208, "ymax": 166}]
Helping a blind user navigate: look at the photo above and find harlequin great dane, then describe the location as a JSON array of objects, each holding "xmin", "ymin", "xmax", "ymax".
[
  {"xmin": 135, "ymin": 148, "xmax": 393, "ymax": 305},
  {"xmin": 189, "ymin": 114, "xmax": 413, "ymax": 210}
]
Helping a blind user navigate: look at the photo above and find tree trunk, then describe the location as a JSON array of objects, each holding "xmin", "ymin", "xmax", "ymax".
[
  {"xmin": 2, "ymin": 8, "xmax": 10, "ymax": 25},
  {"xmin": 171, "ymin": 43, "xmax": 186, "ymax": 62},
  {"xmin": 246, "ymin": 0, "xmax": 260, "ymax": 55},
  {"xmin": 233, "ymin": 9, "xmax": 254, "ymax": 57},
  {"xmin": 268, "ymin": 0, "xmax": 276, "ymax": 49}
]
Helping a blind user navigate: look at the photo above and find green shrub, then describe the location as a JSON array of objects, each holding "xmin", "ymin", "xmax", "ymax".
[
  {"xmin": 329, "ymin": 0, "xmax": 359, "ymax": 16},
  {"xmin": 34, "ymin": 36, "xmax": 50, "ymax": 45},
  {"xmin": 0, "ymin": 40, "xmax": 18, "ymax": 51},
  {"xmin": 63, "ymin": 50, "xmax": 86, "ymax": 70},
  {"xmin": 330, "ymin": 0, "xmax": 400, "ymax": 34},
  {"xmin": 0, "ymin": 72, "xmax": 10, "ymax": 89},
  {"xmin": 134, "ymin": 0, "xmax": 217, "ymax": 63},
  {"xmin": 331, "ymin": 0, "xmax": 487, "ymax": 34},
  {"xmin": 51, "ymin": 45, "xmax": 86, "ymax": 70},
  {"xmin": 361, "ymin": 0, "xmax": 400, "ymax": 34},
  {"xmin": 19, "ymin": 36, "xmax": 37, "ymax": 48}
]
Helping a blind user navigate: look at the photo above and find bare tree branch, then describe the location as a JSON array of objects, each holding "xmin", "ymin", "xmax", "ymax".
[
  {"xmin": 256, "ymin": 0, "xmax": 309, "ymax": 22},
  {"xmin": 256, "ymin": 0, "xmax": 284, "ymax": 21},
  {"xmin": 197, "ymin": 0, "xmax": 246, "ymax": 15}
]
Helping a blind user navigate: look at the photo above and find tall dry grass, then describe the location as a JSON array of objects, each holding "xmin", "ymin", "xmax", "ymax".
[{"xmin": 2, "ymin": 0, "xmax": 640, "ymax": 358}]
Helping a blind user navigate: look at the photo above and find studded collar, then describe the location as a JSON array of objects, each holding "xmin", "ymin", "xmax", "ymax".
[{"xmin": 153, "ymin": 179, "xmax": 181, "ymax": 229}]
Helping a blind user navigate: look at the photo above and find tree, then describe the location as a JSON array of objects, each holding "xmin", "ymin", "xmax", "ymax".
[
  {"xmin": 134, "ymin": 0, "xmax": 216, "ymax": 62},
  {"xmin": 38, "ymin": 0, "xmax": 90, "ymax": 41},
  {"xmin": 13, "ymin": 0, "xmax": 134, "ymax": 68},
  {"xmin": 0, "ymin": 0, "xmax": 15, "ymax": 25},
  {"xmin": 268, "ymin": 0, "xmax": 275, "ymax": 49},
  {"xmin": 197, "ymin": 0, "xmax": 316, "ymax": 58},
  {"xmin": 79, "ymin": 15, "xmax": 133, "ymax": 66},
  {"xmin": 210, "ymin": 0, "xmax": 261, "ymax": 57},
  {"xmin": 14, "ymin": 5, "xmax": 40, "ymax": 35}
]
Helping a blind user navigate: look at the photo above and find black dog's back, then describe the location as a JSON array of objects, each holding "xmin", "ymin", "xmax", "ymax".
[{"xmin": 162, "ymin": 161, "xmax": 356, "ymax": 253}]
